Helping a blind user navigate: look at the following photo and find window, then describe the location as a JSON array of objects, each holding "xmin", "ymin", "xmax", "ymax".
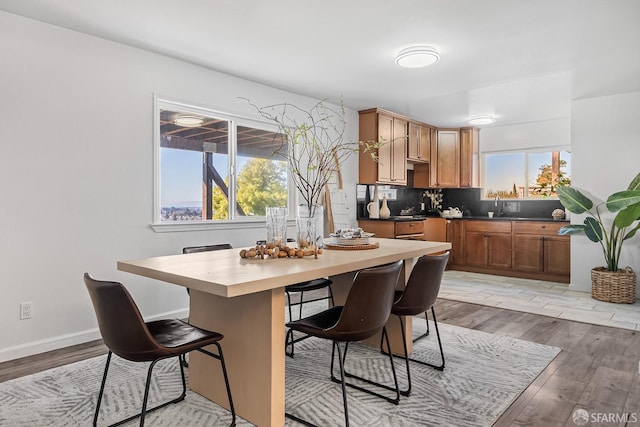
[
  {"xmin": 482, "ymin": 148, "xmax": 571, "ymax": 199},
  {"xmin": 155, "ymin": 98, "xmax": 291, "ymax": 224}
]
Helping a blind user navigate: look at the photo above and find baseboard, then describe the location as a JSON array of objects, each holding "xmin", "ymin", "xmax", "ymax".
[{"xmin": 0, "ymin": 308, "xmax": 189, "ymax": 363}]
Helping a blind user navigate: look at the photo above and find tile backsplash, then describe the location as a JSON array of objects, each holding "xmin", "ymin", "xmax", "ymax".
[{"xmin": 357, "ymin": 184, "xmax": 564, "ymax": 220}]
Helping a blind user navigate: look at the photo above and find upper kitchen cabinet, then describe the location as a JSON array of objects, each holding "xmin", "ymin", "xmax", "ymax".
[
  {"xmin": 359, "ymin": 109, "xmax": 407, "ymax": 185},
  {"xmin": 459, "ymin": 127, "xmax": 480, "ymax": 187},
  {"xmin": 430, "ymin": 130, "xmax": 460, "ymax": 187},
  {"xmin": 407, "ymin": 122, "xmax": 432, "ymax": 163}
]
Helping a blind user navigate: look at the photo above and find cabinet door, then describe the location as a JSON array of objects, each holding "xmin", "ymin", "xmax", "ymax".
[
  {"xmin": 408, "ymin": 123, "xmax": 431, "ymax": 162},
  {"xmin": 512, "ymin": 234, "xmax": 544, "ymax": 272},
  {"xmin": 488, "ymin": 234, "xmax": 512, "ymax": 269},
  {"xmin": 408, "ymin": 122, "xmax": 421, "ymax": 161},
  {"xmin": 392, "ymin": 118, "xmax": 407, "ymax": 184},
  {"xmin": 464, "ymin": 231, "xmax": 487, "ymax": 267},
  {"xmin": 446, "ymin": 219, "xmax": 463, "ymax": 264},
  {"xmin": 544, "ymin": 236, "xmax": 571, "ymax": 275},
  {"xmin": 377, "ymin": 115, "xmax": 393, "ymax": 183},
  {"xmin": 432, "ymin": 130, "xmax": 460, "ymax": 187},
  {"xmin": 460, "ymin": 127, "xmax": 479, "ymax": 187},
  {"xmin": 357, "ymin": 220, "xmax": 395, "ymax": 238}
]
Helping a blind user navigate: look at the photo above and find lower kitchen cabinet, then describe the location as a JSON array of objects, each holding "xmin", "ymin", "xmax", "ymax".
[
  {"xmin": 463, "ymin": 221, "xmax": 512, "ymax": 270},
  {"xmin": 512, "ymin": 222, "xmax": 570, "ymax": 281},
  {"xmin": 448, "ymin": 219, "xmax": 570, "ymax": 283}
]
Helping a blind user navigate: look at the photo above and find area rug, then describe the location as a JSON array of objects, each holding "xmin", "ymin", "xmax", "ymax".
[{"xmin": 0, "ymin": 320, "xmax": 560, "ymax": 426}]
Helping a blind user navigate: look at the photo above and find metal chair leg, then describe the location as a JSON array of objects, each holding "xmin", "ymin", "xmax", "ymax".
[
  {"xmin": 197, "ymin": 344, "xmax": 237, "ymax": 427},
  {"xmin": 331, "ymin": 327, "xmax": 400, "ymax": 405},
  {"xmin": 285, "ymin": 287, "xmax": 335, "ymax": 358},
  {"xmin": 382, "ymin": 308, "xmax": 445, "ymax": 397},
  {"xmin": 93, "ymin": 355, "xmax": 187, "ymax": 427},
  {"xmin": 93, "ymin": 351, "xmax": 112, "ymax": 427}
]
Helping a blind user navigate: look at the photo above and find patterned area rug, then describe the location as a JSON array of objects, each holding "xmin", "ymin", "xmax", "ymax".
[{"xmin": 0, "ymin": 320, "xmax": 559, "ymax": 426}]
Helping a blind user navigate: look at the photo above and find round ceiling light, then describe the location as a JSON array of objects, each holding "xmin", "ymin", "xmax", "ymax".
[
  {"xmin": 174, "ymin": 114, "xmax": 204, "ymax": 127},
  {"xmin": 468, "ymin": 115, "xmax": 496, "ymax": 125},
  {"xmin": 395, "ymin": 46, "xmax": 440, "ymax": 68}
]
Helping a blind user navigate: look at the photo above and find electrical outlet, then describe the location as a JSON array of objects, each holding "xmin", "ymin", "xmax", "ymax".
[{"xmin": 20, "ymin": 302, "xmax": 33, "ymax": 320}]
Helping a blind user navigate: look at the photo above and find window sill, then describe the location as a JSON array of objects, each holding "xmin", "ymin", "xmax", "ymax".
[{"xmin": 150, "ymin": 219, "xmax": 281, "ymax": 233}]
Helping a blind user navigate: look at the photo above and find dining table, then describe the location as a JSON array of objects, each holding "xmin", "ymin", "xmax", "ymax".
[{"xmin": 117, "ymin": 237, "xmax": 451, "ymax": 427}]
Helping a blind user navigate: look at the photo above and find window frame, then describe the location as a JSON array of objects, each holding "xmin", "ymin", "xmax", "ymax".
[
  {"xmin": 480, "ymin": 145, "xmax": 571, "ymax": 200},
  {"xmin": 151, "ymin": 95, "xmax": 294, "ymax": 232}
]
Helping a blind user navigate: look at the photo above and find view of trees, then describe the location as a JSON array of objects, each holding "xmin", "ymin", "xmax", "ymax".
[
  {"xmin": 212, "ymin": 158, "xmax": 287, "ymax": 219},
  {"xmin": 485, "ymin": 151, "xmax": 571, "ymax": 199},
  {"xmin": 530, "ymin": 159, "xmax": 571, "ymax": 197}
]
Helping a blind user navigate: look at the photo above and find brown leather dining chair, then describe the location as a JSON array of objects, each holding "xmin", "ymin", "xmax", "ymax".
[
  {"xmin": 84, "ymin": 273, "xmax": 236, "ymax": 427},
  {"xmin": 285, "ymin": 261, "xmax": 403, "ymax": 427},
  {"xmin": 386, "ymin": 252, "xmax": 449, "ymax": 396}
]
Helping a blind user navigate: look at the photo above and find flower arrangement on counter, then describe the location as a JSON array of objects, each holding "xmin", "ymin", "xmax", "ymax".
[{"xmin": 423, "ymin": 189, "xmax": 443, "ymax": 213}]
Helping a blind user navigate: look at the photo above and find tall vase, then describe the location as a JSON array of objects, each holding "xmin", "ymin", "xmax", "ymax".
[
  {"xmin": 367, "ymin": 185, "xmax": 380, "ymax": 219},
  {"xmin": 297, "ymin": 204, "xmax": 324, "ymax": 247},
  {"xmin": 379, "ymin": 194, "xmax": 391, "ymax": 219},
  {"xmin": 296, "ymin": 216, "xmax": 316, "ymax": 253},
  {"xmin": 265, "ymin": 206, "xmax": 288, "ymax": 246}
]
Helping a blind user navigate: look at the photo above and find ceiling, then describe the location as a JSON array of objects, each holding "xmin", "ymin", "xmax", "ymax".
[{"xmin": 1, "ymin": 0, "xmax": 639, "ymax": 128}]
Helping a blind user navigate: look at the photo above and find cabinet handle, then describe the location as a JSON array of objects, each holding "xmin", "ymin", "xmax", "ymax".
[{"xmin": 541, "ymin": 225, "xmax": 546, "ymax": 229}]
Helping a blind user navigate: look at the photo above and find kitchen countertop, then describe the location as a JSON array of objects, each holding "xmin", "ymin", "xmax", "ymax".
[{"xmin": 358, "ymin": 216, "xmax": 569, "ymax": 223}]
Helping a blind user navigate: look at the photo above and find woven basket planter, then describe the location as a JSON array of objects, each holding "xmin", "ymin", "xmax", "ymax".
[{"xmin": 591, "ymin": 267, "xmax": 637, "ymax": 303}]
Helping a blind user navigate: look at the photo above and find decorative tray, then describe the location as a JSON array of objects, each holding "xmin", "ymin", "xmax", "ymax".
[
  {"xmin": 325, "ymin": 242, "xmax": 379, "ymax": 250},
  {"xmin": 328, "ymin": 228, "xmax": 374, "ymax": 246}
]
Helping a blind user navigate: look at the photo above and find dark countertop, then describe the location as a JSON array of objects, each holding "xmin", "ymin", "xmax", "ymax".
[{"xmin": 358, "ymin": 216, "xmax": 569, "ymax": 223}]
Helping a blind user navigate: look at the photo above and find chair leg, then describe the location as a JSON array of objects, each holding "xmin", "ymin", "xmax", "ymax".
[
  {"xmin": 197, "ymin": 345, "xmax": 237, "ymax": 427},
  {"xmin": 93, "ymin": 351, "xmax": 113, "ymax": 427},
  {"xmin": 412, "ymin": 310, "xmax": 431, "ymax": 343},
  {"xmin": 179, "ymin": 353, "xmax": 189, "ymax": 368},
  {"xmin": 382, "ymin": 309, "xmax": 446, "ymax": 397},
  {"xmin": 94, "ymin": 355, "xmax": 186, "ymax": 427},
  {"xmin": 332, "ymin": 328, "xmax": 400, "ymax": 405}
]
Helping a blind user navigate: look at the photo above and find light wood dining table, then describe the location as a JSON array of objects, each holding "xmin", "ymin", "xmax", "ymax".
[{"xmin": 117, "ymin": 237, "xmax": 450, "ymax": 427}]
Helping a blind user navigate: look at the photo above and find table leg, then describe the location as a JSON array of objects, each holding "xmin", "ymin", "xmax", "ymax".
[{"xmin": 189, "ymin": 288, "xmax": 285, "ymax": 427}]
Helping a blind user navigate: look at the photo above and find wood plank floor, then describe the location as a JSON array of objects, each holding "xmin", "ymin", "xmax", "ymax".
[{"xmin": 1, "ymin": 299, "xmax": 639, "ymax": 426}]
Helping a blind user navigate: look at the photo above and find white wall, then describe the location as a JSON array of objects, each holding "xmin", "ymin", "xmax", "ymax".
[
  {"xmin": 479, "ymin": 117, "xmax": 571, "ymax": 152},
  {"xmin": 569, "ymin": 91, "xmax": 640, "ymax": 293},
  {"xmin": 0, "ymin": 11, "xmax": 358, "ymax": 361}
]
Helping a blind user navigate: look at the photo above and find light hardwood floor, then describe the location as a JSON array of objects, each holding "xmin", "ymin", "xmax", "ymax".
[{"xmin": 2, "ymin": 299, "xmax": 639, "ymax": 426}]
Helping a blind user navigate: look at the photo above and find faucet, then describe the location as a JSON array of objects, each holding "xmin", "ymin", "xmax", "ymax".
[{"xmin": 494, "ymin": 195, "xmax": 502, "ymax": 217}]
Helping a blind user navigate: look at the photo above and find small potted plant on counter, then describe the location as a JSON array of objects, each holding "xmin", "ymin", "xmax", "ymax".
[{"xmin": 557, "ymin": 171, "xmax": 640, "ymax": 303}]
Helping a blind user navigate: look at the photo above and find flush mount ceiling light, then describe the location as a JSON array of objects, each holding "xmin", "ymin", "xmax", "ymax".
[
  {"xmin": 174, "ymin": 114, "xmax": 204, "ymax": 127},
  {"xmin": 468, "ymin": 115, "xmax": 497, "ymax": 125},
  {"xmin": 395, "ymin": 46, "xmax": 440, "ymax": 68}
]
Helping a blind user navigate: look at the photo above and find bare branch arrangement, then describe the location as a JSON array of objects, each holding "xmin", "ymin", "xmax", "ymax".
[{"xmin": 242, "ymin": 97, "xmax": 360, "ymax": 217}]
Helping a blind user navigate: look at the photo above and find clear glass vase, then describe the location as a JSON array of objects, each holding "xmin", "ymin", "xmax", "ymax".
[
  {"xmin": 265, "ymin": 207, "xmax": 288, "ymax": 247},
  {"xmin": 296, "ymin": 216, "xmax": 316, "ymax": 251},
  {"xmin": 297, "ymin": 204, "xmax": 324, "ymax": 247}
]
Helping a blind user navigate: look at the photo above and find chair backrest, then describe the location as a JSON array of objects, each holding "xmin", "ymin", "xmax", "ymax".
[
  {"xmin": 331, "ymin": 260, "xmax": 403, "ymax": 342},
  {"xmin": 393, "ymin": 252, "xmax": 449, "ymax": 316},
  {"xmin": 183, "ymin": 243, "xmax": 233, "ymax": 254},
  {"xmin": 84, "ymin": 273, "xmax": 161, "ymax": 362}
]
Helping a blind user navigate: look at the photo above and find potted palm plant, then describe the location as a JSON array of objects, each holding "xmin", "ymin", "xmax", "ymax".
[{"xmin": 557, "ymin": 171, "xmax": 640, "ymax": 303}]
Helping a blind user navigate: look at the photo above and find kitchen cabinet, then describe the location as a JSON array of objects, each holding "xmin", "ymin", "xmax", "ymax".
[
  {"xmin": 459, "ymin": 127, "xmax": 480, "ymax": 187},
  {"xmin": 357, "ymin": 220, "xmax": 394, "ymax": 238},
  {"xmin": 513, "ymin": 222, "xmax": 570, "ymax": 281},
  {"xmin": 358, "ymin": 109, "xmax": 407, "ymax": 185},
  {"xmin": 445, "ymin": 219, "xmax": 463, "ymax": 265},
  {"xmin": 407, "ymin": 122, "xmax": 431, "ymax": 163},
  {"xmin": 430, "ymin": 130, "xmax": 460, "ymax": 187},
  {"xmin": 463, "ymin": 221, "xmax": 512, "ymax": 269},
  {"xmin": 357, "ymin": 219, "xmax": 424, "ymax": 239}
]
